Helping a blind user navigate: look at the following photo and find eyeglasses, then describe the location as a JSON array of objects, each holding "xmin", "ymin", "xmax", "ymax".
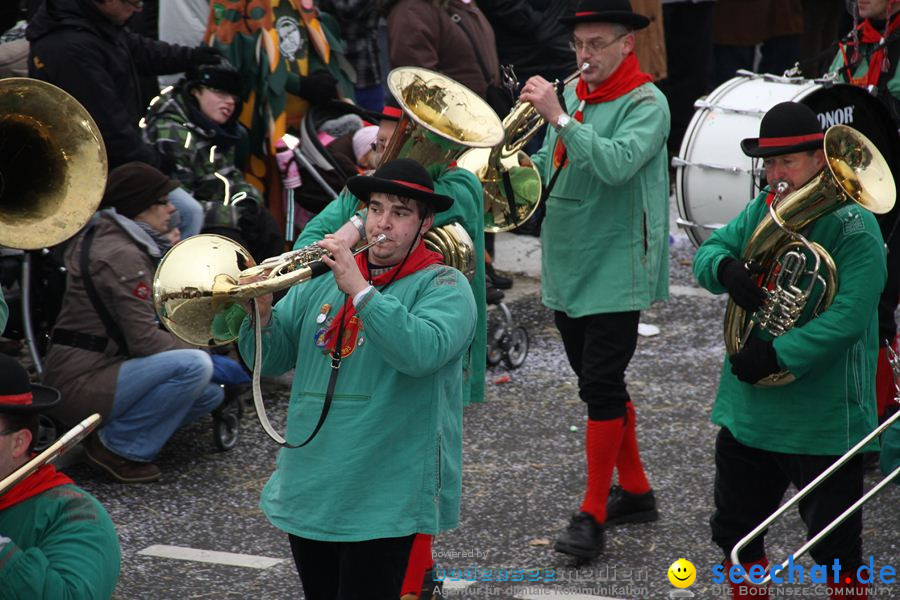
[
  {"xmin": 568, "ymin": 33, "xmax": 627, "ymax": 54},
  {"xmin": 154, "ymin": 197, "xmax": 171, "ymax": 206},
  {"xmin": 0, "ymin": 428, "xmax": 18, "ymax": 436},
  {"xmin": 122, "ymin": 0, "xmax": 144, "ymax": 8},
  {"xmin": 370, "ymin": 140, "xmax": 388, "ymax": 153}
]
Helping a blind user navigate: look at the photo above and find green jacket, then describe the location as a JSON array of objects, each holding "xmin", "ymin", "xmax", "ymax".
[
  {"xmin": 693, "ymin": 190, "xmax": 885, "ymax": 455},
  {"xmin": 0, "ymin": 286, "xmax": 6, "ymax": 334},
  {"xmin": 238, "ymin": 263, "xmax": 476, "ymax": 541},
  {"xmin": 828, "ymin": 25, "xmax": 900, "ymax": 124},
  {"xmin": 0, "ymin": 484, "xmax": 121, "ymax": 599},
  {"xmin": 143, "ymin": 86, "xmax": 262, "ymax": 206},
  {"xmin": 531, "ymin": 81, "xmax": 670, "ymax": 316},
  {"xmin": 295, "ymin": 167, "xmax": 488, "ymax": 405}
]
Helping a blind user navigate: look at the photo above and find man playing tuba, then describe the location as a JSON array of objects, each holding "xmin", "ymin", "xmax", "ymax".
[{"xmin": 692, "ymin": 102, "xmax": 884, "ymax": 600}]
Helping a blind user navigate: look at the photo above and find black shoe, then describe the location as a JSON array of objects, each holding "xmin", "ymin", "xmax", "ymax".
[
  {"xmin": 554, "ymin": 512, "xmax": 604, "ymax": 559},
  {"xmin": 605, "ymin": 485, "xmax": 659, "ymax": 526},
  {"xmin": 486, "ymin": 263, "xmax": 513, "ymax": 290},
  {"xmin": 420, "ymin": 568, "xmax": 444, "ymax": 599},
  {"xmin": 486, "ymin": 279, "xmax": 505, "ymax": 304}
]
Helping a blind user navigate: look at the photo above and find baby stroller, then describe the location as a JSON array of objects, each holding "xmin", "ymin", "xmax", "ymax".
[
  {"xmin": 486, "ymin": 294, "xmax": 529, "ymax": 370},
  {"xmin": 280, "ymin": 101, "xmax": 375, "ymax": 239}
]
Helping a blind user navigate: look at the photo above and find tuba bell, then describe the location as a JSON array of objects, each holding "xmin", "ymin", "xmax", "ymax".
[
  {"xmin": 0, "ymin": 78, "xmax": 107, "ymax": 249},
  {"xmin": 723, "ymin": 124, "xmax": 896, "ymax": 386},
  {"xmin": 381, "ymin": 67, "xmax": 504, "ymax": 169}
]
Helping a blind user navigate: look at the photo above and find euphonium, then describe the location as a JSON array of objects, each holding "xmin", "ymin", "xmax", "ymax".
[
  {"xmin": 457, "ymin": 65, "xmax": 586, "ymax": 232},
  {"xmin": 723, "ymin": 125, "xmax": 896, "ymax": 386}
]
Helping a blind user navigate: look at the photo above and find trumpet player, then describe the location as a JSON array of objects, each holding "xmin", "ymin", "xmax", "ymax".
[
  {"xmin": 518, "ymin": 0, "xmax": 670, "ymax": 560},
  {"xmin": 693, "ymin": 102, "xmax": 883, "ymax": 599},
  {"xmin": 237, "ymin": 158, "xmax": 476, "ymax": 600}
]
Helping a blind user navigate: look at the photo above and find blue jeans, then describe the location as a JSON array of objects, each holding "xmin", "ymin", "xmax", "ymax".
[
  {"xmin": 99, "ymin": 349, "xmax": 223, "ymax": 461},
  {"xmin": 168, "ymin": 187, "xmax": 204, "ymax": 238}
]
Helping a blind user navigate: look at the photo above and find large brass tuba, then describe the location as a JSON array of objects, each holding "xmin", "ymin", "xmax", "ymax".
[
  {"xmin": 723, "ymin": 125, "xmax": 895, "ymax": 386},
  {"xmin": 457, "ymin": 66, "xmax": 585, "ymax": 232},
  {"xmin": 381, "ymin": 67, "xmax": 504, "ymax": 168},
  {"xmin": 0, "ymin": 78, "xmax": 107, "ymax": 249}
]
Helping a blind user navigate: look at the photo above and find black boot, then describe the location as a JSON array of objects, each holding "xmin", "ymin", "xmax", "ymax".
[
  {"xmin": 486, "ymin": 263, "xmax": 513, "ymax": 290},
  {"xmin": 554, "ymin": 512, "xmax": 604, "ymax": 559},
  {"xmin": 605, "ymin": 485, "xmax": 658, "ymax": 526}
]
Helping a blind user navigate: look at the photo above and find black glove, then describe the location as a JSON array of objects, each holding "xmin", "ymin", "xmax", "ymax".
[
  {"xmin": 298, "ymin": 70, "xmax": 338, "ymax": 105},
  {"xmin": 730, "ymin": 335, "xmax": 780, "ymax": 384},
  {"xmin": 191, "ymin": 45, "xmax": 223, "ymax": 67},
  {"xmin": 717, "ymin": 257, "xmax": 767, "ymax": 312}
]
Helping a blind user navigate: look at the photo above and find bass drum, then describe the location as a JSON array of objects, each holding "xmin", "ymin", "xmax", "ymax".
[{"xmin": 675, "ymin": 73, "xmax": 900, "ymax": 247}]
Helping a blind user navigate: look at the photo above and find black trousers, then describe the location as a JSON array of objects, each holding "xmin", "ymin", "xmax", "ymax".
[
  {"xmin": 288, "ymin": 534, "xmax": 416, "ymax": 600},
  {"xmin": 710, "ymin": 428, "xmax": 864, "ymax": 570},
  {"xmin": 553, "ymin": 310, "xmax": 640, "ymax": 420}
]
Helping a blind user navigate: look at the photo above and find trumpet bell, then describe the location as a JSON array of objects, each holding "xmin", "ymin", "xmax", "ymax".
[
  {"xmin": 153, "ymin": 234, "xmax": 256, "ymax": 347},
  {"xmin": 383, "ymin": 67, "xmax": 504, "ymax": 167},
  {"xmin": 456, "ymin": 147, "xmax": 542, "ymax": 232},
  {"xmin": 0, "ymin": 78, "xmax": 107, "ymax": 250}
]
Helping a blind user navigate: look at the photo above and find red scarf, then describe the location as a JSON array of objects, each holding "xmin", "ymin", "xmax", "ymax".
[
  {"xmin": 843, "ymin": 13, "xmax": 900, "ymax": 87},
  {"xmin": 323, "ymin": 240, "xmax": 443, "ymax": 354},
  {"xmin": 553, "ymin": 52, "xmax": 652, "ymax": 168},
  {"xmin": 0, "ymin": 464, "xmax": 73, "ymax": 511}
]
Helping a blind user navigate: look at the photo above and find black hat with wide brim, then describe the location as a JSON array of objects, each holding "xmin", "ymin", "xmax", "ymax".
[
  {"xmin": 741, "ymin": 102, "xmax": 825, "ymax": 158},
  {"xmin": 560, "ymin": 0, "xmax": 650, "ymax": 29},
  {"xmin": 347, "ymin": 158, "xmax": 454, "ymax": 212},
  {"xmin": 0, "ymin": 354, "xmax": 60, "ymax": 414}
]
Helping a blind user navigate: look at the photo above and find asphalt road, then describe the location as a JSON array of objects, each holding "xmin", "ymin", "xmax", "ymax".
[{"xmin": 50, "ymin": 233, "xmax": 900, "ymax": 600}]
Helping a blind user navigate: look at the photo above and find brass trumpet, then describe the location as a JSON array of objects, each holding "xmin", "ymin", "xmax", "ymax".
[
  {"xmin": 153, "ymin": 234, "xmax": 387, "ymax": 347},
  {"xmin": 458, "ymin": 64, "xmax": 587, "ymax": 232}
]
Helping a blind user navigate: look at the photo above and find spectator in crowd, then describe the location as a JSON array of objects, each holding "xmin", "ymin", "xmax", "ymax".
[
  {"xmin": 710, "ymin": 0, "xmax": 804, "ymax": 87},
  {"xmin": 0, "ymin": 354, "xmax": 121, "ymax": 599},
  {"xmin": 142, "ymin": 60, "xmax": 284, "ymax": 262},
  {"xmin": 656, "ymin": 0, "xmax": 715, "ymax": 155},
  {"xmin": 319, "ymin": 0, "xmax": 386, "ymax": 111},
  {"xmin": 41, "ymin": 163, "xmax": 224, "ymax": 483},
  {"xmin": 26, "ymin": 0, "xmax": 223, "ymax": 237}
]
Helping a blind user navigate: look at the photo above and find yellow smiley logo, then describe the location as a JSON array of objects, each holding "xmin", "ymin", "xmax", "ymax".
[{"xmin": 668, "ymin": 558, "xmax": 697, "ymax": 588}]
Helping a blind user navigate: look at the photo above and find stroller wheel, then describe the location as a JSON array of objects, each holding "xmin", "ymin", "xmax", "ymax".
[
  {"xmin": 212, "ymin": 395, "xmax": 242, "ymax": 451},
  {"xmin": 503, "ymin": 327, "xmax": 529, "ymax": 370},
  {"xmin": 487, "ymin": 322, "xmax": 505, "ymax": 366}
]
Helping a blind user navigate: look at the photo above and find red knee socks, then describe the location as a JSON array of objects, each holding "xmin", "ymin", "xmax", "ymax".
[
  {"xmin": 723, "ymin": 557, "xmax": 770, "ymax": 600},
  {"xmin": 830, "ymin": 571, "xmax": 868, "ymax": 599},
  {"xmin": 401, "ymin": 534, "xmax": 433, "ymax": 598},
  {"xmin": 616, "ymin": 400, "xmax": 651, "ymax": 494},
  {"xmin": 580, "ymin": 417, "xmax": 626, "ymax": 522}
]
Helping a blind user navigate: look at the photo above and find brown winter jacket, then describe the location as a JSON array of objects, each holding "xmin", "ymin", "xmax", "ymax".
[
  {"xmin": 386, "ymin": 0, "xmax": 500, "ymax": 98},
  {"xmin": 42, "ymin": 211, "xmax": 193, "ymax": 427}
]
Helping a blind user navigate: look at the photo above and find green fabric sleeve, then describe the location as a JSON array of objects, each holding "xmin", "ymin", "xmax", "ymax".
[
  {"xmin": 356, "ymin": 268, "xmax": 476, "ymax": 378},
  {"xmin": 293, "ymin": 189, "xmax": 360, "ymax": 249},
  {"xmin": 774, "ymin": 210, "xmax": 886, "ymax": 378},
  {"xmin": 692, "ymin": 192, "xmax": 768, "ymax": 295},
  {"xmin": 0, "ymin": 492, "xmax": 120, "ymax": 600},
  {"xmin": 0, "ymin": 287, "xmax": 7, "ymax": 333},
  {"xmin": 238, "ymin": 284, "xmax": 307, "ymax": 377},
  {"xmin": 881, "ymin": 419, "xmax": 900, "ymax": 481}
]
